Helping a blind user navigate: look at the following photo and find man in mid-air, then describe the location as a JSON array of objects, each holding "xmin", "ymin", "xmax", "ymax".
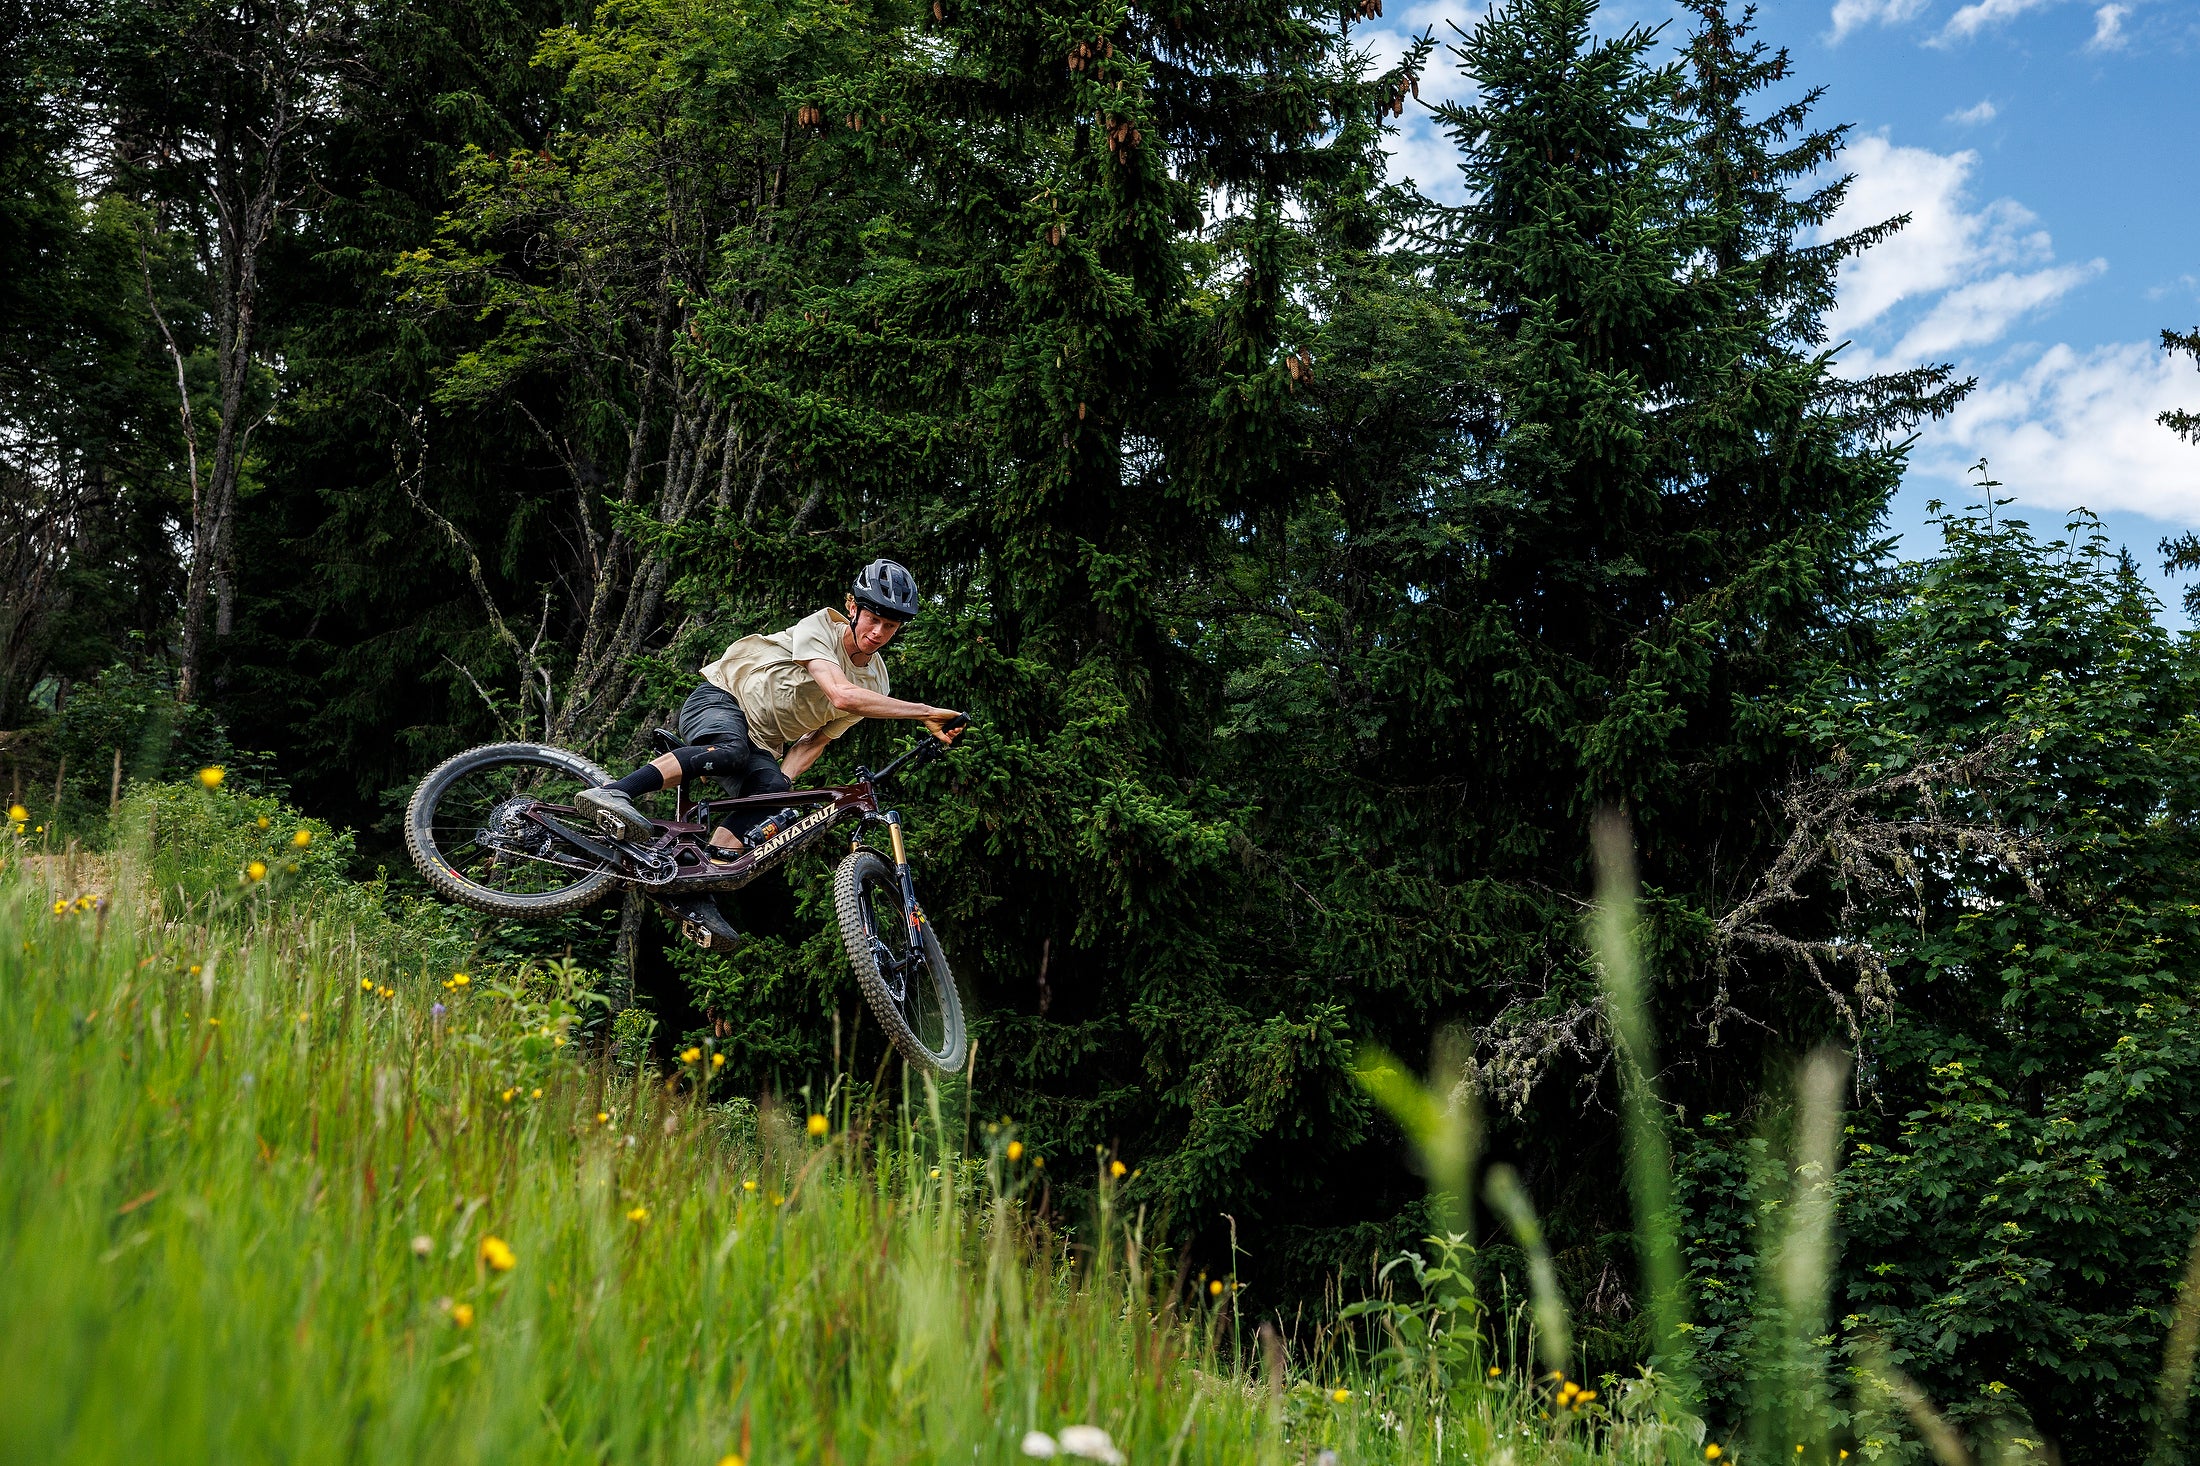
[{"xmin": 576, "ymin": 559, "xmax": 962, "ymax": 945}]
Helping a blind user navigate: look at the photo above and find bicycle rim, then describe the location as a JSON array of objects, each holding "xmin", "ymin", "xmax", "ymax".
[{"xmin": 412, "ymin": 747, "xmax": 614, "ymax": 909}]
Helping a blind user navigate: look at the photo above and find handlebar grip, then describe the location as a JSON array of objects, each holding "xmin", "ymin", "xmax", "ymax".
[{"xmin": 940, "ymin": 714, "xmax": 971, "ymax": 732}]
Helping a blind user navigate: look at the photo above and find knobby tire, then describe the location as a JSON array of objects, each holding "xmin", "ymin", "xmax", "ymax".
[
  {"xmin": 834, "ymin": 849, "xmax": 966, "ymax": 1073},
  {"xmin": 405, "ymin": 742, "xmax": 619, "ymax": 918}
]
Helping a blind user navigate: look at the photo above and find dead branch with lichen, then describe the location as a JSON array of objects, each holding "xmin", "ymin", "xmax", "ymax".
[{"xmin": 1466, "ymin": 732, "xmax": 2046, "ymax": 1116}]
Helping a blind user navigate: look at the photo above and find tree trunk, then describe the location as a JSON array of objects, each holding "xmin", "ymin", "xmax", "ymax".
[{"xmin": 171, "ymin": 2, "xmax": 326, "ymax": 702}]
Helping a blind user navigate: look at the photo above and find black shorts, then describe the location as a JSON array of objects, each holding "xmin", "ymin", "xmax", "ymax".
[{"xmin": 677, "ymin": 683, "xmax": 793, "ymax": 801}]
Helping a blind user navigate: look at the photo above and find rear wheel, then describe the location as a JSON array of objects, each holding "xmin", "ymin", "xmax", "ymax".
[
  {"xmin": 405, "ymin": 743, "xmax": 619, "ymax": 917},
  {"xmin": 835, "ymin": 849, "xmax": 966, "ymax": 1073}
]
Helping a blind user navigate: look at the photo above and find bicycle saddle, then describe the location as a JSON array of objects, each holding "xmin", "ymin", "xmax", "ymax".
[{"xmin": 648, "ymin": 727, "xmax": 682, "ymax": 755}]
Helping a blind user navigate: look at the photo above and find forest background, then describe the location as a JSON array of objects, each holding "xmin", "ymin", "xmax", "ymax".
[{"xmin": 8, "ymin": 0, "xmax": 2200, "ymax": 1454}]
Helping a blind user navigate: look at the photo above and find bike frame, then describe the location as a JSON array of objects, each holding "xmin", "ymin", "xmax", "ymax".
[{"xmin": 515, "ymin": 726, "xmax": 958, "ymax": 910}]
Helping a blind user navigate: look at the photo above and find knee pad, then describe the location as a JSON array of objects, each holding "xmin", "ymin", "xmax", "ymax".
[
  {"xmin": 751, "ymin": 766, "xmax": 792, "ymax": 795},
  {"xmin": 671, "ymin": 743, "xmax": 742, "ymax": 781}
]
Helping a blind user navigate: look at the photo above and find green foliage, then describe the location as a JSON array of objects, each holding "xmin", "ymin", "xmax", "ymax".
[
  {"xmin": 1807, "ymin": 504, "xmax": 2200, "ymax": 1456},
  {"xmin": 47, "ymin": 661, "xmax": 239, "ymax": 787}
]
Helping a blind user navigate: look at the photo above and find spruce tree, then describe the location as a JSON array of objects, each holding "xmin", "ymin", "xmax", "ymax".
[{"xmin": 1205, "ymin": 0, "xmax": 1966, "ymax": 1302}]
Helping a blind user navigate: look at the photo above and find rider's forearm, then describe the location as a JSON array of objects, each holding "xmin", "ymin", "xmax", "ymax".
[
  {"xmin": 780, "ymin": 732, "xmax": 829, "ymax": 781},
  {"xmin": 830, "ymin": 686, "xmax": 946, "ymax": 721}
]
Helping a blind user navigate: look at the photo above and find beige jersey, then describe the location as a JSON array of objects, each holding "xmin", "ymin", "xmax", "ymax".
[{"xmin": 698, "ymin": 607, "xmax": 890, "ymax": 755}]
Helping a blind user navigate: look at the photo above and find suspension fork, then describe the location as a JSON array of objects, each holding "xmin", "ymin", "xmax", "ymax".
[{"xmin": 882, "ymin": 811, "xmax": 926, "ymax": 943}]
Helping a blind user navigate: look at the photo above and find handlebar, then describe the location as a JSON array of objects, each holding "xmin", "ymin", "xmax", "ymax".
[{"xmin": 868, "ymin": 714, "xmax": 971, "ymax": 786}]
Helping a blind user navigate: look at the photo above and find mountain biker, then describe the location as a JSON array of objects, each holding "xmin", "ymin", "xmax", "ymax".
[{"xmin": 575, "ymin": 559, "xmax": 963, "ymax": 866}]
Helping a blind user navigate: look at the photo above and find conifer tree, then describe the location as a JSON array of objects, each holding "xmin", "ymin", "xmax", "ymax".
[{"xmin": 1204, "ymin": 0, "xmax": 1967, "ymax": 1294}]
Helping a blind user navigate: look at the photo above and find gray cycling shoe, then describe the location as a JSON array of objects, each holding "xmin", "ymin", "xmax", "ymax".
[
  {"xmin": 663, "ymin": 896, "xmax": 746, "ymax": 953},
  {"xmin": 573, "ymin": 786, "xmax": 654, "ymax": 842}
]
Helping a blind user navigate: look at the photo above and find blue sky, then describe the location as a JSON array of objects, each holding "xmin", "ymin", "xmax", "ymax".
[{"xmin": 1356, "ymin": 0, "xmax": 2200, "ymax": 614}]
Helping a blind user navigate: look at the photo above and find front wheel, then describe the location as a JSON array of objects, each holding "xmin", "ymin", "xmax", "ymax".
[{"xmin": 835, "ymin": 849, "xmax": 966, "ymax": 1073}]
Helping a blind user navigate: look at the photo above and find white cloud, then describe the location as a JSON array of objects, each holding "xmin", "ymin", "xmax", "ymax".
[
  {"xmin": 1822, "ymin": 137, "xmax": 2075, "ymax": 340},
  {"xmin": 2088, "ymin": 3, "xmax": 2130, "ymax": 48},
  {"xmin": 1945, "ymin": 99, "xmax": 1998, "ymax": 125},
  {"xmin": 1917, "ymin": 342, "xmax": 2200, "ymax": 519},
  {"xmin": 1895, "ymin": 261, "xmax": 2107, "ymax": 357},
  {"xmin": 1937, "ymin": 0, "xmax": 2059, "ymax": 43},
  {"xmin": 1821, "ymin": 134, "xmax": 2200, "ymax": 522},
  {"xmin": 1828, "ymin": 0, "xmax": 1928, "ymax": 43}
]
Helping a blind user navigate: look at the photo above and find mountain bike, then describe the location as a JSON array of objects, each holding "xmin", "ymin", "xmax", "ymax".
[{"xmin": 402, "ymin": 719, "xmax": 969, "ymax": 1072}]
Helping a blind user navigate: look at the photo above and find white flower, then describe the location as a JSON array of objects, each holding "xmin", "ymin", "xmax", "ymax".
[
  {"xmin": 1021, "ymin": 1433, "xmax": 1059, "ymax": 1458},
  {"xmin": 1058, "ymin": 1426, "xmax": 1124, "ymax": 1465}
]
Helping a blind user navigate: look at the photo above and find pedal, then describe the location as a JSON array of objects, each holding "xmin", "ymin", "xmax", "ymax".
[{"xmin": 663, "ymin": 896, "xmax": 747, "ymax": 954}]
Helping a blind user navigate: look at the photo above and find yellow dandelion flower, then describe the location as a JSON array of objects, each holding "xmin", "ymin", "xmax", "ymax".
[
  {"xmin": 197, "ymin": 766, "xmax": 225, "ymax": 789},
  {"xmin": 256, "ymin": 815, "xmax": 270, "ymax": 829},
  {"xmin": 530, "ymin": 1088, "xmax": 541, "ymax": 1099},
  {"xmin": 742, "ymin": 1179, "xmax": 757, "ymax": 1192},
  {"xmin": 553, "ymin": 1036, "xmax": 565, "ymax": 1047},
  {"xmin": 479, "ymin": 1236, "xmax": 516, "ymax": 1271},
  {"xmin": 1489, "ymin": 1366, "xmax": 1502, "ymax": 1378},
  {"xmin": 627, "ymin": 1206, "xmax": 649, "ymax": 1223},
  {"xmin": 1031, "ymin": 1155, "xmax": 1044, "ymax": 1169},
  {"xmin": 1580, "ymin": 1389, "xmax": 1596, "ymax": 1402},
  {"xmin": 188, "ymin": 965, "xmax": 200, "ymax": 976},
  {"xmin": 681, "ymin": 1046, "xmax": 701, "ymax": 1064},
  {"xmin": 451, "ymin": 972, "xmax": 469, "ymax": 987},
  {"xmin": 361, "ymin": 977, "xmax": 373, "ymax": 990},
  {"xmin": 807, "ymin": 1113, "xmax": 828, "ymax": 1137},
  {"xmin": 930, "ymin": 1167, "xmax": 941, "ymax": 1179},
  {"xmin": 710, "ymin": 1052, "xmax": 724, "ymax": 1068},
  {"xmin": 6, "ymin": 804, "xmax": 24, "ymax": 821},
  {"xmin": 596, "ymin": 1111, "xmax": 610, "ymax": 1124},
  {"xmin": 292, "ymin": 828, "xmax": 312, "ymax": 847},
  {"xmin": 1332, "ymin": 1388, "xmax": 1351, "ymax": 1403},
  {"xmin": 450, "ymin": 1301, "xmax": 475, "ymax": 1328},
  {"xmin": 1706, "ymin": 1446, "xmax": 1723, "ymax": 1461},
  {"xmin": 1110, "ymin": 1159, "xmax": 1127, "ymax": 1178},
  {"xmin": 501, "ymin": 1088, "xmax": 515, "ymax": 1102},
  {"xmin": 379, "ymin": 986, "xmax": 393, "ymax": 999},
  {"xmin": 1209, "ymin": 1279, "xmax": 1224, "ymax": 1297},
  {"xmin": 52, "ymin": 899, "xmax": 66, "ymax": 914},
  {"xmin": 719, "ymin": 1455, "xmax": 745, "ymax": 1466},
  {"xmin": 1006, "ymin": 1140, "xmax": 1023, "ymax": 1160},
  {"xmin": 1796, "ymin": 1448, "xmax": 1806, "ymax": 1456}
]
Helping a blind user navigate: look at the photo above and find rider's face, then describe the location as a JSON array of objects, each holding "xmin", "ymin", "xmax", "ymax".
[{"xmin": 848, "ymin": 606, "xmax": 903, "ymax": 657}]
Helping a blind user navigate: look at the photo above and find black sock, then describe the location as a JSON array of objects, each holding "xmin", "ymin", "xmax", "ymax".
[{"xmin": 607, "ymin": 766, "xmax": 664, "ymax": 798}]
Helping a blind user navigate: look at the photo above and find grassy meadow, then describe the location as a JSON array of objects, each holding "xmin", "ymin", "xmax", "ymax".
[{"xmin": 0, "ymin": 793, "xmax": 1721, "ymax": 1466}]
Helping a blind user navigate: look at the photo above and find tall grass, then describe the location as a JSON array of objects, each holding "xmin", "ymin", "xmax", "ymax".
[{"xmin": 0, "ymin": 801, "xmax": 1705, "ymax": 1466}]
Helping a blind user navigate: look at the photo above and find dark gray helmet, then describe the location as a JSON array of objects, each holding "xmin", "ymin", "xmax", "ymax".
[{"xmin": 851, "ymin": 558, "xmax": 920, "ymax": 622}]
